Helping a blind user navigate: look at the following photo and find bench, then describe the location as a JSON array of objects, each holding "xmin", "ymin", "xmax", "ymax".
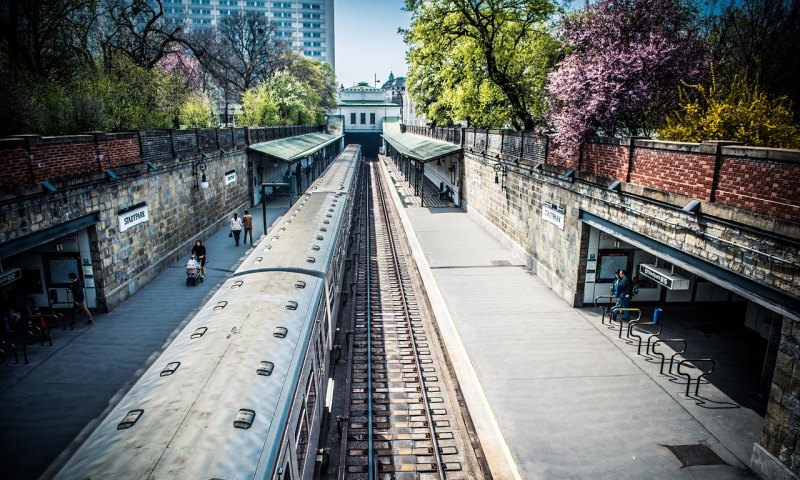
[{"xmin": 677, "ymin": 358, "xmax": 715, "ymax": 396}]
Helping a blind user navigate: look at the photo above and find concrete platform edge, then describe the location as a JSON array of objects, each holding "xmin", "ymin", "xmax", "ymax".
[
  {"xmin": 377, "ymin": 159, "xmax": 523, "ymax": 480},
  {"xmin": 751, "ymin": 443, "xmax": 799, "ymax": 480}
]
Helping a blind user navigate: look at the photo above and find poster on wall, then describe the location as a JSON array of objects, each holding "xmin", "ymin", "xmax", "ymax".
[
  {"xmin": 225, "ymin": 169, "xmax": 236, "ymax": 185},
  {"xmin": 597, "ymin": 251, "xmax": 630, "ymax": 283}
]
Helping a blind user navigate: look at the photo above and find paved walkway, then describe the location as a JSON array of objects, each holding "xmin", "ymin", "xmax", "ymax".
[
  {"xmin": 0, "ymin": 204, "xmax": 287, "ymax": 480},
  {"xmin": 378, "ymin": 156, "xmax": 762, "ymax": 480}
]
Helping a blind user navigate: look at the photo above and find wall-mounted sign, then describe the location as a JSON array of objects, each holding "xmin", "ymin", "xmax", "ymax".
[
  {"xmin": 118, "ymin": 203, "xmax": 149, "ymax": 232},
  {"xmin": 639, "ymin": 263, "xmax": 690, "ymax": 290},
  {"xmin": 473, "ymin": 170, "xmax": 481, "ymax": 184},
  {"xmin": 0, "ymin": 268, "xmax": 21, "ymax": 287},
  {"xmin": 225, "ymin": 169, "xmax": 236, "ymax": 185},
  {"xmin": 542, "ymin": 203, "xmax": 565, "ymax": 230}
]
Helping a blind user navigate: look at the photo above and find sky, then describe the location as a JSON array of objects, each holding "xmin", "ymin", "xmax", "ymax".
[{"xmin": 334, "ymin": 0, "xmax": 412, "ymax": 88}]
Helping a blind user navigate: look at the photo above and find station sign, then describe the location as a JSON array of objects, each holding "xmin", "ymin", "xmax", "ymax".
[
  {"xmin": 542, "ymin": 202, "xmax": 565, "ymax": 230},
  {"xmin": 639, "ymin": 263, "xmax": 690, "ymax": 290},
  {"xmin": 0, "ymin": 268, "xmax": 21, "ymax": 287},
  {"xmin": 118, "ymin": 203, "xmax": 149, "ymax": 232},
  {"xmin": 225, "ymin": 169, "xmax": 236, "ymax": 185}
]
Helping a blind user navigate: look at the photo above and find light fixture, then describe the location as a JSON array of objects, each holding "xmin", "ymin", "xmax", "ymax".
[
  {"xmin": 607, "ymin": 180, "xmax": 621, "ymax": 191},
  {"xmin": 493, "ymin": 162, "xmax": 508, "ymax": 190},
  {"xmin": 104, "ymin": 169, "xmax": 118, "ymax": 180},
  {"xmin": 560, "ymin": 169, "xmax": 575, "ymax": 182},
  {"xmin": 193, "ymin": 154, "xmax": 209, "ymax": 190}
]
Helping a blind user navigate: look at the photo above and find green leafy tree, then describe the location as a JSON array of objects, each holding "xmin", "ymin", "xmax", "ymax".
[
  {"xmin": 660, "ymin": 74, "xmax": 800, "ymax": 149},
  {"xmin": 179, "ymin": 92, "xmax": 214, "ymax": 128},
  {"xmin": 404, "ymin": 0, "xmax": 559, "ymax": 130},
  {"xmin": 240, "ymin": 83, "xmax": 279, "ymax": 126}
]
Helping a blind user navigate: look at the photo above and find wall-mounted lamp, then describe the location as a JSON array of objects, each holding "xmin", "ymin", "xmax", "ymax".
[
  {"xmin": 493, "ymin": 162, "xmax": 508, "ymax": 190},
  {"xmin": 560, "ymin": 169, "xmax": 575, "ymax": 182},
  {"xmin": 193, "ymin": 155, "xmax": 209, "ymax": 190},
  {"xmin": 607, "ymin": 180, "xmax": 621, "ymax": 191},
  {"xmin": 682, "ymin": 199, "xmax": 701, "ymax": 213},
  {"xmin": 530, "ymin": 162, "xmax": 543, "ymax": 174}
]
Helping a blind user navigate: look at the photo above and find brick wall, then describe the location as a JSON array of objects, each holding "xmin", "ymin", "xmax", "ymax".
[
  {"xmin": 630, "ymin": 143, "xmax": 716, "ymax": 200},
  {"xmin": 716, "ymin": 148, "xmax": 800, "ymax": 222},
  {"xmin": 0, "ymin": 139, "xmax": 29, "ymax": 188}
]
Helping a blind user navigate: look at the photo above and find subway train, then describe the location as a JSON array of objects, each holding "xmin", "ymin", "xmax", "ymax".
[{"xmin": 53, "ymin": 144, "xmax": 363, "ymax": 480}]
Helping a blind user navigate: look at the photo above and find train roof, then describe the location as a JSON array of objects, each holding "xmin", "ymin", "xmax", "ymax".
[
  {"xmin": 54, "ymin": 272, "xmax": 325, "ymax": 479},
  {"xmin": 307, "ymin": 143, "xmax": 360, "ymax": 193}
]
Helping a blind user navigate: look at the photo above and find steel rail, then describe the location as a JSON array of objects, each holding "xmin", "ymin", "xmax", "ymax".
[{"xmin": 373, "ymin": 164, "xmax": 447, "ymax": 480}]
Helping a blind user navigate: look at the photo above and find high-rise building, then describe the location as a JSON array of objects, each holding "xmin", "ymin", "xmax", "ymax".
[{"xmin": 161, "ymin": 0, "xmax": 335, "ymax": 69}]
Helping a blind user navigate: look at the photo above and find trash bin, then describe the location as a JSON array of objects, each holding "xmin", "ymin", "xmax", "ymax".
[{"xmin": 653, "ymin": 307, "xmax": 663, "ymax": 323}]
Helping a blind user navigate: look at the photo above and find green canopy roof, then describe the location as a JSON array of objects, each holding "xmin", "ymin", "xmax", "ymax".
[
  {"xmin": 248, "ymin": 132, "xmax": 342, "ymax": 162},
  {"xmin": 381, "ymin": 132, "xmax": 461, "ymax": 162}
]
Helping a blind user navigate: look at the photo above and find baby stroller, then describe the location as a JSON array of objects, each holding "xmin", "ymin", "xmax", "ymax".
[{"xmin": 186, "ymin": 256, "xmax": 202, "ymax": 286}]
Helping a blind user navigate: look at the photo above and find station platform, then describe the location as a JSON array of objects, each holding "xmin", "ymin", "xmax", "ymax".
[
  {"xmin": 377, "ymin": 155, "xmax": 763, "ymax": 479},
  {"xmin": 0, "ymin": 203, "xmax": 288, "ymax": 480}
]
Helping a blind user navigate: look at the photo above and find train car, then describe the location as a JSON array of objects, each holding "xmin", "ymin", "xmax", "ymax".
[{"xmin": 53, "ymin": 145, "xmax": 363, "ymax": 480}]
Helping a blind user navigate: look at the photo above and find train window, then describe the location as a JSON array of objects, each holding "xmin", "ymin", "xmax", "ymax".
[
  {"xmin": 295, "ymin": 280, "xmax": 306, "ymax": 289},
  {"xmin": 257, "ymin": 361, "xmax": 274, "ymax": 376},
  {"xmin": 274, "ymin": 327, "xmax": 288, "ymax": 338},
  {"xmin": 117, "ymin": 409, "xmax": 143, "ymax": 430},
  {"xmin": 160, "ymin": 362, "xmax": 180, "ymax": 376},
  {"xmin": 190, "ymin": 327, "xmax": 207, "ymax": 339},
  {"xmin": 306, "ymin": 257, "xmax": 316, "ymax": 263},
  {"xmin": 213, "ymin": 301, "xmax": 228, "ymax": 311},
  {"xmin": 312, "ymin": 245, "xmax": 320, "ymax": 251},
  {"xmin": 286, "ymin": 301, "xmax": 299, "ymax": 310},
  {"xmin": 231, "ymin": 280, "xmax": 244, "ymax": 288},
  {"xmin": 233, "ymin": 409, "xmax": 256, "ymax": 429}
]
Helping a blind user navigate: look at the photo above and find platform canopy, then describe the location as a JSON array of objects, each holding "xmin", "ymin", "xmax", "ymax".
[
  {"xmin": 248, "ymin": 132, "xmax": 342, "ymax": 163},
  {"xmin": 381, "ymin": 132, "xmax": 461, "ymax": 163}
]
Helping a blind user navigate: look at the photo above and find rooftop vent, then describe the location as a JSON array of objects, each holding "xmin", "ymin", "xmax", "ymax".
[
  {"xmin": 160, "ymin": 362, "xmax": 180, "ymax": 376},
  {"xmin": 117, "ymin": 409, "xmax": 143, "ymax": 430},
  {"xmin": 233, "ymin": 409, "xmax": 256, "ymax": 429}
]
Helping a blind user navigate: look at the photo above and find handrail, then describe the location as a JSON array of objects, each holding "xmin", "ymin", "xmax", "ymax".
[
  {"xmin": 677, "ymin": 358, "xmax": 715, "ymax": 396},
  {"xmin": 594, "ymin": 295, "xmax": 617, "ymax": 325},
  {"xmin": 651, "ymin": 338, "xmax": 688, "ymax": 375},
  {"xmin": 610, "ymin": 307, "xmax": 641, "ymax": 337}
]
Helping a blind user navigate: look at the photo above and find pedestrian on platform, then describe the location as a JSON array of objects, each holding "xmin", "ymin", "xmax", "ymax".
[
  {"xmin": 242, "ymin": 210, "xmax": 254, "ymax": 245},
  {"xmin": 68, "ymin": 272, "xmax": 93, "ymax": 325},
  {"xmin": 617, "ymin": 270, "xmax": 633, "ymax": 320},
  {"xmin": 191, "ymin": 240, "xmax": 206, "ymax": 279},
  {"xmin": 230, "ymin": 212, "xmax": 243, "ymax": 246}
]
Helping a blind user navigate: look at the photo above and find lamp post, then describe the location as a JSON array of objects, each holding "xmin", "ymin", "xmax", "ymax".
[
  {"xmin": 493, "ymin": 162, "xmax": 508, "ymax": 190},
  {"xmin": 193, "ymin": 154, "xmax": 209, "ymax": 190}
]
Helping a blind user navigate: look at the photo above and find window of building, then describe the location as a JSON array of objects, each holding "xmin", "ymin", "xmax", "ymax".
[
  {"xmin": 192, "ymin": 18, "xmax": 212, "ymax": 24},
  {"xmin": 166, "ymin": 7, "xmax": 183, "ymax": 13},
  {"xmin": 219, "ymin": 0, "xmax": 238, "ymax": 5},
  {"xmin": 191, "ymin": 0, "xmax": 210, "ymax": 4},
  {"xmin": 370, "ymin": 113, "xmax": 376, "ymax": 125},
  {"xmin": 191, "ymin": 8, "xmax": 211, "ymax": 14},
  {"xmin": 302, "ymin": 22, "xmax": 321, "ymax": 28},
  {"xmin": 301, "ymin": 13, "xmax": 321, "ymax": 18},
  {"xmin": 360, "ymin": 113, "xmax": 366, "ymax": 124},
  {"xmin": 302, "ymin": 32, "xmax": 321, "ymax": 37},
  {"xmin": 274, "ymin": 1, "xmax": 292, "ymax": 6},
  {"xmin": 350, "ymin": 113, "xmax": 356, "ymax": 124},
  {"xmin": 302, "ymin": 41, "xmax": 321, "ymax": 46},
  {"xmin": 277, "ymin": 21, "xmax": 293, "ymax": 26},
  {"xmin": 274, "ymin": 11, "xmax": 292, "ymax": 17},
  {"xmin": 247, "ymin": 1, "xmax": 265, "ymax": 6},
  {"xmin": 276, "ymin": 30, "xmax": 292, "ymax": 37},
  {"xmin": 302, "ymin": 3, "xmax": 321, "ymax": 9}
]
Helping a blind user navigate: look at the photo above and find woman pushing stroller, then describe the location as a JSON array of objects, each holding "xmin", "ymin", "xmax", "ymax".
[{"xmin": 190, "ymin": 239, "xmax": 206, "ymax": 282}]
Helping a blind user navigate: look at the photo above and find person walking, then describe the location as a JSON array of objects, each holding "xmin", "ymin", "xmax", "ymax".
[
  {"xmin": 242, "ymin": 210, "xmax": 254, "ymax": 245},
  {"xmin": 191, "ymin": 239, "xmax": 206, "ymax": 280},
  {"xmin": 230, "ymin": 213, "xmax": 244, "ymax": 246},
  {"xmin": 68, "ymin": 272, "xmax": 93, "ymax": 325},
  {"xmin": 617, "ymin": 269, "xmax": 633, "ymax": 321}
]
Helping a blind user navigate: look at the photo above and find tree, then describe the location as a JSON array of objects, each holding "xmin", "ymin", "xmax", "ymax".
[
  {"xmin": 659, "ymin": 73, "xmax": 800, "ymax": 148},
  {"xmin": 179, "ymin": 92, "xmax": 215, "ymax": 128},
  {"xmin": 404, "ymin": 0, "xmax": 559, "ymax": 130},
  {"xmin": 547, "ymin": 0, "xmax": 711, "ymax": 155},
  {"xmin": 285, "ymin": 55, "xmax": 337, "ymax": 113},
  {"xmin": 193, "ymin": 11, "xmax": 291, "ymax": 109},
  {"xmin": 706, "ymin": 0, "xmax": 800, "ymax": 122},
  {"xmin": 240, "ymin": 83, "xmax": 279, "ymax": 126}
]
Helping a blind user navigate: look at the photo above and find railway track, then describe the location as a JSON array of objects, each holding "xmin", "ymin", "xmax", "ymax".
[{"xmin": 338, "ymin": 160, "xmax": 471, "ymax": 480}]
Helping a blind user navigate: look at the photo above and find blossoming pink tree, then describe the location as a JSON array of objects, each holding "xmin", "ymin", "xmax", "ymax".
[{"xmin": 546, "ymin": 0, "xmax": 711, "ymax": 156}]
